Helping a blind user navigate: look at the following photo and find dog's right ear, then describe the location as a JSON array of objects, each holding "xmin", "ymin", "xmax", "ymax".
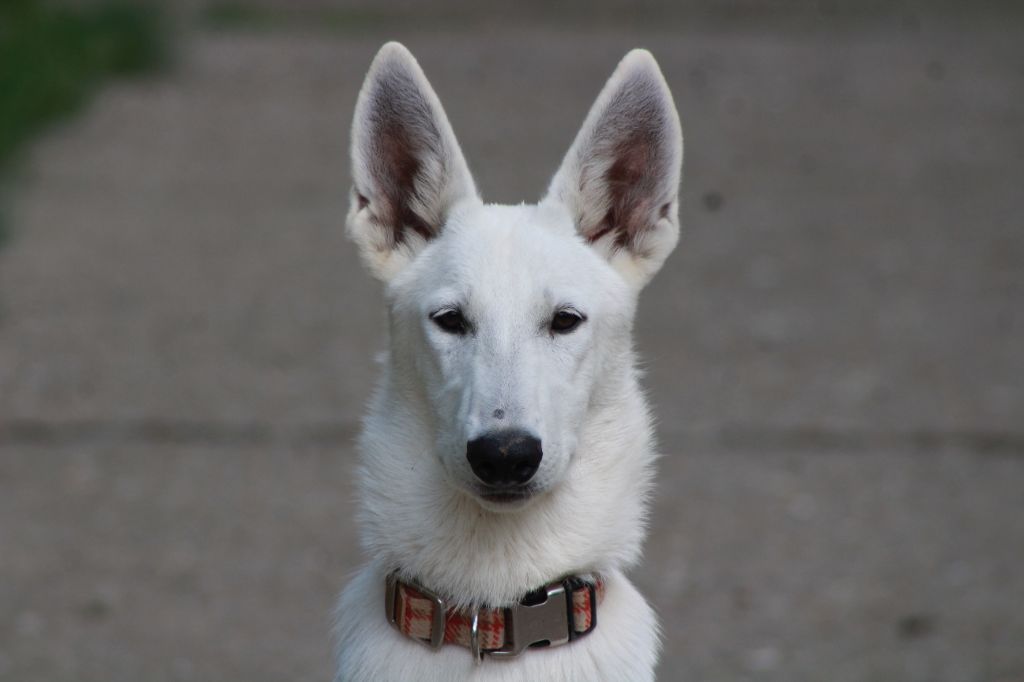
[{"xmin": 348, "ymin": 42, "xmax": 478, "ymax": 281}]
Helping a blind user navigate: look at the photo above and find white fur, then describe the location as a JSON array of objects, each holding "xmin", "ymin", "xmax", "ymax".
[{"xmin": 335, "ymin": 42, "xmax": 683, "ymax": 682}]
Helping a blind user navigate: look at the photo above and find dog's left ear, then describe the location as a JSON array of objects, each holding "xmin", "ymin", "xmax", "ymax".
[
  {"xmin": 348, "ymin": 42, "xmax": 478, "ymax": 281},
  {"xmin": 543, "ymin": 49, "xmax": 683, "ymax": 289}
]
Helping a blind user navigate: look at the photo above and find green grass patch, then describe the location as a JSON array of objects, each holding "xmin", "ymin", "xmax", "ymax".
[
  {"xmin": 0, "ymin": 0, "xmax": 167, "ymax": 174},
  {"xmin": 0, "ymin": 0, "xmax": 166, "ymax": 250}
]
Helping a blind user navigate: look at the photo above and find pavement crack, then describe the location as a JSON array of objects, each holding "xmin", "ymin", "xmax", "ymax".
[
  {"xmin": 0, "ymin": 419, "xmax": 1021, "ymax": 456},
  {"xmin": 0, "ymin": 418, "xmax": 358, "ymax": 448},
  {"xmin": 670, "ymin": 425, "xmax": 1024, "ymax": 457}
]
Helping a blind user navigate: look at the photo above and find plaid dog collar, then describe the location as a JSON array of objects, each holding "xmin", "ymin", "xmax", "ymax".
[{"xmin": 385, "ymin": 572, "xmax": 603, "ymax": 661}]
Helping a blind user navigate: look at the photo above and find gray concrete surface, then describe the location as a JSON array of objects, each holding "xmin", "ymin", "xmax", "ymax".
[{"xmin": 1, "ymin": 15, "xmax": 1023, "ymax": 682}]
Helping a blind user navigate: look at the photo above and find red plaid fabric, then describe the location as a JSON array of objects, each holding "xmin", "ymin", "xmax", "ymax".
[
  {"xmin": 394, "ymin": 578, "xmax": 604, "ymax": 651},
  {"xmin": 571, "ymin": 580, "xmax": 598, "ymax": 633}
]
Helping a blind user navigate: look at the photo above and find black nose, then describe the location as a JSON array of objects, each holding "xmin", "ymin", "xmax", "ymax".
[{"xmin": 466, "ymin": 430, "xmax": 543, "ymax": 487}]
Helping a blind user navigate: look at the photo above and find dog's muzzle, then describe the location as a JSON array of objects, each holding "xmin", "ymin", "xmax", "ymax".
[{"xmin": 384, "ymin": 572, "xmax": 601, "ymax": 661}]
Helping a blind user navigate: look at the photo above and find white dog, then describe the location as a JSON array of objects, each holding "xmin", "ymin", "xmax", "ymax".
[{"xmin": 334, "ymin": 42, "xmax": 683, "ymax": 682}]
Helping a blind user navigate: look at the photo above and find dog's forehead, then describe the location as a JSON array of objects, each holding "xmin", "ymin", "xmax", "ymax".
[
  {"xmin": 435, "ymin": 203, "xmax": 606, "ymax": 301},
  {"xmin": 387, "ymin": 201, "xmax": 633, "ymax": 319}
]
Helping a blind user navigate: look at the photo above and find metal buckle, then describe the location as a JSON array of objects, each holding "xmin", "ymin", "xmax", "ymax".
[
  {"xmin": 469, "ymin": 609, "xmax": 483, "ymax": 664},
  {"xmin": 486, "ymin": 580, "xmax": 572, "ymax": 658},
  {"xmin": 385, "ymin": 573, "xmax": 446, "ymax": 650}
]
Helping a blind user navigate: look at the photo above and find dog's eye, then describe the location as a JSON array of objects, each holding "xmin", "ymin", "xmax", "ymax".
[
  {"xmin": 431, "ymin": 309, "xmax": 469, "ymax": 335},
  {"xmin": 551, "ymin": 310, "xmax": 585, "ymax": 334}
]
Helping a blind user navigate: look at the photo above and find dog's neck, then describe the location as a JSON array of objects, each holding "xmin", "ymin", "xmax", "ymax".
[{"xmin": 355, "ymin": 352, "xmax": 655, "ymax": 610}]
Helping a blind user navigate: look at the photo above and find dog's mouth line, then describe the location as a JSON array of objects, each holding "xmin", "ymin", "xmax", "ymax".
[{"xmin": 478, "ymin": 487, "xmax": 534, "ymax": 504}]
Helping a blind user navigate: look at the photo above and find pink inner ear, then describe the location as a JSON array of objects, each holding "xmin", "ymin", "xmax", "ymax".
[
  {"xmin": 370, "ymin": 119, "xmax": 436, "ymax": 245},
  {"xmin": 585, "ymin": 129, "xmax": 660, "ymax": 251},
  {"xmin": 376, "ymin": 120, "xmax": 436, "ymax": 245}
]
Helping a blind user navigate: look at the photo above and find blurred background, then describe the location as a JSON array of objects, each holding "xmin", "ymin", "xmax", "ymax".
[{"xmin": 0, "ymin": 1, "xmax": 1022, "ymax": 680}]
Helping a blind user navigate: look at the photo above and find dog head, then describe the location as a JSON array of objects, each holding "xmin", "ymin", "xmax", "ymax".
[{"xmin": 348, "ymin": 43, "xmax": 682, "ymax": 512}]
